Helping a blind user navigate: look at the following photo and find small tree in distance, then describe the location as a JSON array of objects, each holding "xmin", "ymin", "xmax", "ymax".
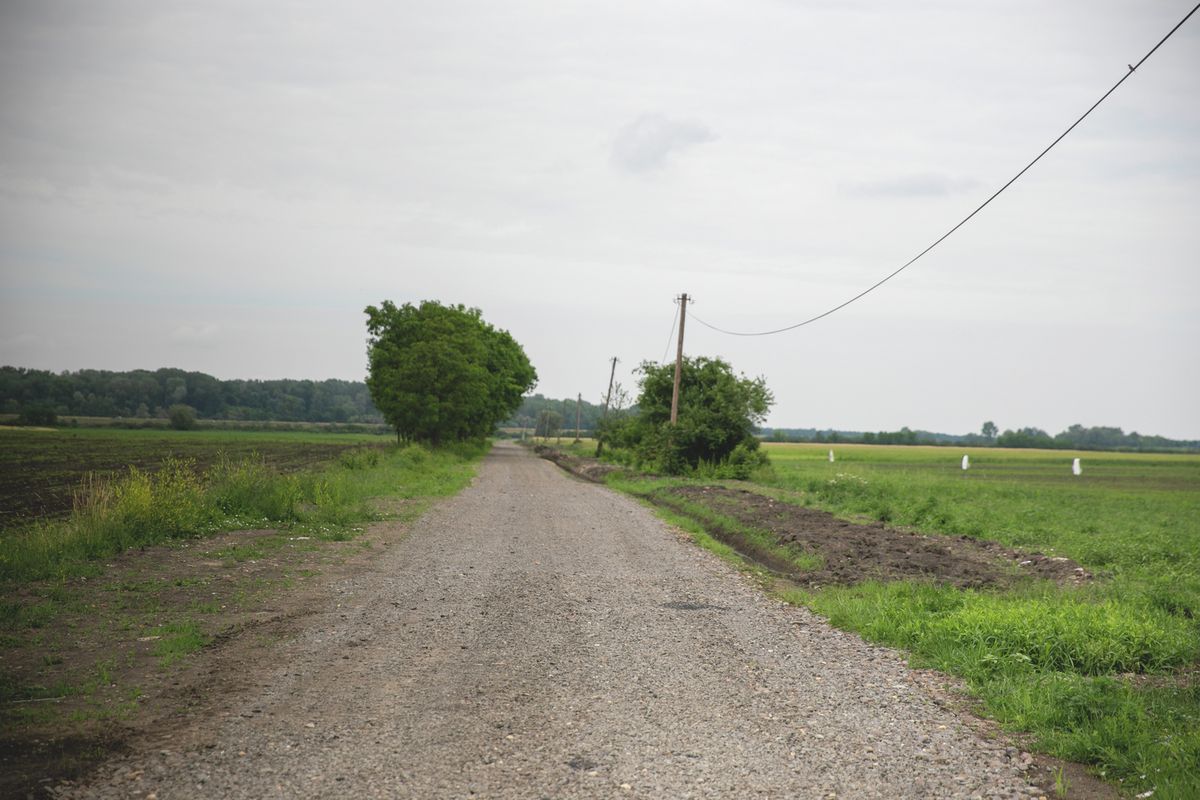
[{"xmin": 982, "ymin": 420, "xmax": 998, "ymax": 441}]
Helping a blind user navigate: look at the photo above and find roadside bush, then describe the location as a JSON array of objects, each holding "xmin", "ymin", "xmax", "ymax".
[
  {"xmin": 697, "ymin": 441, "xmax": 772, "ymax": 480},
  {"xmin": 168, "ymin": 404, "xmax": 197, "ymax": 431},
  {"xmin": 598, "ymin": 357, "xmax": 772, "ymax": 476}
]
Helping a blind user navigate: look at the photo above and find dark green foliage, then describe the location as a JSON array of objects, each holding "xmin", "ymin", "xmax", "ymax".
[
  {"xmin": 0, "ymin": 366, "xmax": 383, "ymax": 423},
  {"xmin": 609, "ymin": 357, "xmax": 772, "ymax": 476},
  {"xmin": 997, "ymin": 426, "xmax": 1056, "ymax": 449},
  {"xmin": 167, "ymin": 404, "xmax": 197, "ymax": 431},
  {"xmin": 764, "ymin": 422, "xmax": 1199, "ymax": 453},
  {"xmin": 364, "ymin": 300, "xmax": 537, "ymax": 444},
  {"xmin": 17, "ymin": 404, "xmax": 56, "ymax": 426}
]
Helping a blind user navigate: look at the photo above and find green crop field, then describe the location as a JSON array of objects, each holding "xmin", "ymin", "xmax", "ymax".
[
  {"xmin": 0, "ymin": 426, "xmax": 392, "ymax": 527},
  {"xmin": 758, "ymin": 442, "xmax": 1200, "ymax": 798}
]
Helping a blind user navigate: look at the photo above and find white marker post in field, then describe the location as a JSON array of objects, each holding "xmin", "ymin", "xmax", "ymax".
[
  {"xmin": 1073, "ymin": 457, "xmax": 1082, "ymax": 476},
  {"xmin": 829, "ymin": 449, "xmax": 835, "ymax": 463},
  {"xmin": 961, "ymin": 454, "xmax": 970, "ymax": 471}
]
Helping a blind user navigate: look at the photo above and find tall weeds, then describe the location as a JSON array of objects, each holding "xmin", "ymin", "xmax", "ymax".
[{"xmin": 0, "ymin": 444, "xmax": 472, "ymax": 583}]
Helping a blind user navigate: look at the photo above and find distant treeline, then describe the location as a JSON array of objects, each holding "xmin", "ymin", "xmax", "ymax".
[
  {"xmin": 763, "ymin": 425, "xmax": 1200, "ymax": 453},
  {"xmin": 501, "ymin": 393, "xmax": 601, "ymax": 433},
  {"xmin": 500, "ymin": 393, "xmax": 630, "ymax": 434},
  {"xmin": 0, "ymin": 366, "xmax": 383, "ymax": 424}
]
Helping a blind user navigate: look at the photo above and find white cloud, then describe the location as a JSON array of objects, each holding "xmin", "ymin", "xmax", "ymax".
[{"xmin": 611, "ymin": 114, "xmax": 715, "ymax": 173}]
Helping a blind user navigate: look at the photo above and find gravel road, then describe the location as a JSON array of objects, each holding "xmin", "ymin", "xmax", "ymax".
[{"xmin": 59, "ymin": 442, "xmax": 1042, "ymax": 799}]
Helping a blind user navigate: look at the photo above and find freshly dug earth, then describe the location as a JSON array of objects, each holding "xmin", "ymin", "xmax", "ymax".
[
  {"xmin": 658, "ymin": 485, "xmax": 1091, "ymax": 589},
  {"xmin": 533, "ymin": 443, "xmax": 624, "ymax": 483},
  {"xmin": 45, "ymin": 442, "xmax": 1053, "ymax": 798}
]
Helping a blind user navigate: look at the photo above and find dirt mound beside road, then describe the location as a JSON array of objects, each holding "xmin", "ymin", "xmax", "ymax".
[
  {"xmin": 532, "ymin": 444, "xmax": 624, "ymax": 483},
  {"xmin": 659, "ymin": 485, "xmax": 1091, "ymax": 589}
]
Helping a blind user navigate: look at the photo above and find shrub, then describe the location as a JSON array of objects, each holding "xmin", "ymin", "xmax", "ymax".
[
  {"xmin": 168, "ymin": 404, "xmax": 197, "ymax": 431},
  {"xmin": 608, "ymin": 357, "xmax": 772, "ymax": 476}
]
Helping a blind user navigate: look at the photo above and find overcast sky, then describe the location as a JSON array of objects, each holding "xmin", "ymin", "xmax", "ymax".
[{"xmin": 2, "ymin": 1, "xmax": 1197, "ymax": 438}]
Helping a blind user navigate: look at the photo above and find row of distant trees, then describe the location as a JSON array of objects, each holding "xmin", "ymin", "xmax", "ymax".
[
  {"xmin": 0, "ymin": 366, "xmax": 383, "ymax": 424},
  {"xmin": 765, "ymin": 422, "xmax": 1198, "ymax": 453},
  {"xmin": 501, "ymin": 393, "xmax": 629, "ymax": 437},
  {"xmin": 991, "ymin": 424, "xmax": 1196, "ymax": 452}
]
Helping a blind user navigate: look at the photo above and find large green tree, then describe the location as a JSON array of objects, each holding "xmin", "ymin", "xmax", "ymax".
[
  {"xmin": 364, "ymin": 300, "xmax": 537, "ymax": 444},
  {"xmin": 609, "ymin": 356, "xmax": 772, "ymax": 475}
]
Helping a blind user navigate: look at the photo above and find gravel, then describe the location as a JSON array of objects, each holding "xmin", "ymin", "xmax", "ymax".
[{"xmin": 57, "ymin": 441, "xmax": 1043, "ymax": 799}]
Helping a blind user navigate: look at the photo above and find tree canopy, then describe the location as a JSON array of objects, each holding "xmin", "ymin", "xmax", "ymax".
[
  {"xmin": 0, "ymin": 366, "xmax": 381, "ymax": 423},
  {"xmin": 364, "ymin": 300, "xmax": 536, "ymax": 444},
  {"xmin": 607, "ymin": 356, "xmax": 772, "ymax": 476}
]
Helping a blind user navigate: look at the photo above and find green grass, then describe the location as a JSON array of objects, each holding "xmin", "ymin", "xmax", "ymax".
[
  {"xmin": 0, "ymin": 439, "xmax": 487, "ymax": 584},
  {"xmin": 763, "ymin": 443, "xmax": 1200, "ymax": 619},
  {"xmin": 146, "ymin": 621, "xmax": 209, "ymax": 666},
  {"xmin": 600, "ymin": 442, "xmax": 1200, "ymax": 798},
  {"xmin": 759, "ymin": 443, "xmax": 1200, "ymax": 799}
]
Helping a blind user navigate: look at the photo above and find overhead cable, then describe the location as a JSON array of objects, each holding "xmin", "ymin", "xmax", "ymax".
[{"xmin": 691, "ymin": 2, "xmax": 1199, "ymax": 337}]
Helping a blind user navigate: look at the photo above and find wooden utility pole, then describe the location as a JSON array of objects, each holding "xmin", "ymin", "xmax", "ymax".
[
  {"xmin": 574, "ymin": 392, "xmax": 582, "ymax": 443},
  {"xmin": 602, "ymin": 357, "xmax": 618, "ymax": 417},
  {"xmin": 670, "ymin": 293, "xmax": 688, "ymax": 425},
  {"xmin": 596, "ymin": 357, "xmax": 619, "ymax": 456}
]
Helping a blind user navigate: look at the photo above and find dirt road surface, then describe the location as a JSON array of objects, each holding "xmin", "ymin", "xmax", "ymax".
[{"xmin": 56, "ymin": 442, "xmax": 1041, "ymax": 799}]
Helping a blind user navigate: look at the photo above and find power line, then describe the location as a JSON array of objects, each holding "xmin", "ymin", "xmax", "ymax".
[{"xmin": 691, "ymin": 2, "xmax": 1199, "ymax": 338}]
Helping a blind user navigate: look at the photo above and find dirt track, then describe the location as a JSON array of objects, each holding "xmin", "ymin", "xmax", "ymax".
[{"xmin": 56, "ymin": 442, "xmax": 1044, "ymax": 799}]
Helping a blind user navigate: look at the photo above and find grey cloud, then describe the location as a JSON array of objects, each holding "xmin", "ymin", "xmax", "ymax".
[
  {"xmin": 611, "ymin": 114, "xmax": 715, "ymax": 173},
  {"xmin": 844, "ymin": 172, "xmax": 981, "ymax": 198}
]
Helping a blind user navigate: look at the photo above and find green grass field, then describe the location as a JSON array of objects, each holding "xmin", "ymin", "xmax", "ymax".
[
  {"xmin": 762, "ymin": 442, "xmax": 1200, "ymax": 616},
  {"xmin": 759, "ymin": 443, "xmax": 1200, "ymax": 798}
]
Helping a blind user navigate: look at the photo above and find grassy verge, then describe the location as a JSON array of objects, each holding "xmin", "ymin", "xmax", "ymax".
[
  {"xmin": 608, "ymin": 475, "xmax": 822, "ymax": 573},
  {"xmin": 1, "ymin": 440, "xmax": 486, "ymax": 584},
  {"xmin": 597, "ymin": 443, "xmax": 1200, "ymax": 799}
]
